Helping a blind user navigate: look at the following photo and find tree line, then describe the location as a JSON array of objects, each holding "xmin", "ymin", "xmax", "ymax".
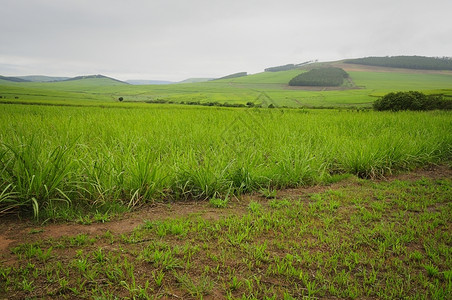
[{"xmin": 344, "ymin": 56, "xmax": 452, "ymax": 70}]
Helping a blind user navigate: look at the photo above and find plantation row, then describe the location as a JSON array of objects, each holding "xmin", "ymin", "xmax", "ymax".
[
  {"xmin": 289, "ymin": 67, "xmax": 349, "ymax": 87},
  {"xmin": 0, "ymin": 104, "xmax": 451, "ymax": 218}
]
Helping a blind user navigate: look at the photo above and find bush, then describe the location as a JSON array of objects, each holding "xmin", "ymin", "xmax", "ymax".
[{"xmin": 373, "ymin": 91, "xmax": 452, "ymax": 111}]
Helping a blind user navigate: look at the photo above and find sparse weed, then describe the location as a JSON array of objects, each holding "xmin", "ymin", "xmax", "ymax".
[
  {"xmin": 69, "ymin": 233, "xmax": 95, "ymax": 246},
  {"xmin": 410, "ymin": 250, "xmax": 424, "ymax": 261},
  {"xmin": 12, "ymin": 243, "xmax": 52, "ymax": 261},
  {"xmin": 144, "ymin": 218, "xmax": 190, "ymax": 237},
  {"xmin": 423, "ymin": 262, "xmax": 440, "ymax": 277},
  {"xmin": 175, "ymin": 272, "xmax": 214, "ymax": 297},
  {"xmin": 152, "ymin": 269, "xmax": 165, "ymax": 287},
  {"xmin": 269, "ymin": 198, "xmax": 291, "ymax": 209},
  {"xmin": 260, "ymin": 188, "xmax": 277, "ymax": 199},
  {"xmin": 209, "ymin": 197, "xmax": 228, "ymax": 208},
  {"xmin": 248, "ymin": 201, "xmax": 262, "ymax": 214}
]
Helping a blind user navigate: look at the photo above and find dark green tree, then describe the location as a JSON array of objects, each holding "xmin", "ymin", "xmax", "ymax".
[{"xmin": 373, "ymin": 91, "xmax": 451, "ymax": 111}]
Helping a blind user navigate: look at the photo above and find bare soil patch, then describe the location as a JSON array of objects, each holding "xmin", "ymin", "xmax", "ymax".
[{"xmin": 0, "ymin": 198, "xmax": 251, "ymax": 258}]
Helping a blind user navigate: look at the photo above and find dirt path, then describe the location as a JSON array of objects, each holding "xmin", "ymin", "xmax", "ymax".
[
  {"xmin": 1, "ymin": 164, "xmax": 451, "ymax": 258},
  {"xmin": 0, "ymin": 200, "xmax": 248, "ymax": 254}
]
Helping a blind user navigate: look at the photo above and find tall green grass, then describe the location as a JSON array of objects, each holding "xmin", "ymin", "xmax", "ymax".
[{"xmin": 1, "ymin": 104, "xmax": 451, "ymax": 218}]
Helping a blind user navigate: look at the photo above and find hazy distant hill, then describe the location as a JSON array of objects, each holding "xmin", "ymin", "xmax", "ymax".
[
  {"xmin": 63, "ymin": 74, "xmax": 128, "ymax": 84},
  {"xmin": 213, "ymin": 72, "xmax": 247, "ymax": 81},
  {"xmin": 127, "ymin": 78, "xmax": 216, "ymax": 85},
  {"xmin": 178, "ymin": 78, "xmax": 214, "ymax": 84},
  {"xmin": 17, "ymin": 75, "xmax": 70, "ymax": 82},
  {"xmin": 126, "ymin": 80, "xmax": 174, "ymax": 85},
  {"xmin": 0, "ymin": 75, "xmax": 30, "ymax": 82}
]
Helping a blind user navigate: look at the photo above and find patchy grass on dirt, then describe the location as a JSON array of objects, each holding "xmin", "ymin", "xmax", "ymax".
[{"xmin": 1, "ymin": 166, "xmax": 451, "ymax": 299}]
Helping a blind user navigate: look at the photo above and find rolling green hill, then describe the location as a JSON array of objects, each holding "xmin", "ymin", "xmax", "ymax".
[
  {"xmin": 0, "ymin": 75, "xmax": 30, "ymax": 82},
  {"xmin": 62, "ymin": 74, "xmax": 128, "ymax": 85},
  {"xmin": 17, "ymin": 75, "xmax": 70, "ymax": 82},
  {"xmin": 214, "ymin": 69, "xmax": 303, "ymax": 85},
  {"xmin": 1, "ymin": 59, "xmax": 452, "ymax": 108},
  {"xmin": 178, "ymin": 78, "xmax": 213, "ymax": 84},
  {"xmin": 214, "ymin": 72, "xmax": 248, "ymax": 80}
]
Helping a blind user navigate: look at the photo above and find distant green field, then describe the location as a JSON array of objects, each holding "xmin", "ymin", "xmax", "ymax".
[
  {"xmin": 1, "ymin": 62, "xmax": 451, "ymax": 108},
  {"xmin": 349, "ymin": 71, "xmax": 452, "ymax": 94}
]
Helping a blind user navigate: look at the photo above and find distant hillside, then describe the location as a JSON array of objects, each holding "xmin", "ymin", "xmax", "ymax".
[
  {"xmin": 17, "ymin": 75, "xmax": 70, "ymax": 82},
  {"xmin": 265, "ymin": 64, "xmax": 297, "ymax": 72},
  {"xmin": 264, "ymin": 61, "xmax": 315, "ymax": 72},
  {"xmin": 126, "ymin": 80, "xmax": 173, "ymax": 85},
  {"xmin": 0, "ymin": 75, "xmax": 30, "ymax": 82},
  {"xmin": 64, "ymin": 74, "xmax": 128, "ymax": 84},
  {"xmin": 178, "ymin": 78, "xmax": 213, "ymax": 84},
  {"xmin": 214, "ymin": 72, "xmax": 247, "ymax": 80},
  {"xmin": 344, "ymin": 56, "xmax": 452, "ymax": 70}
]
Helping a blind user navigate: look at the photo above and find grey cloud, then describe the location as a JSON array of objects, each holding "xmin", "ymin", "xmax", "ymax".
[{"xmin": 1, "ymin": 0, "xmax": 451, "ymax": 81}]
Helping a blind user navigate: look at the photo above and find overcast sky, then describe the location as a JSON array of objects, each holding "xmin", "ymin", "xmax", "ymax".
[{"xmin": 1, "ymin": 0, "xmax": 451, "ymax": 81}]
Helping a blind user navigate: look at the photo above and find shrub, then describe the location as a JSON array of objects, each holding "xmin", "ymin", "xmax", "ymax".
[{"xmin": 373, "ymin": 91, "xmax": 452, "ymax": 111}]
